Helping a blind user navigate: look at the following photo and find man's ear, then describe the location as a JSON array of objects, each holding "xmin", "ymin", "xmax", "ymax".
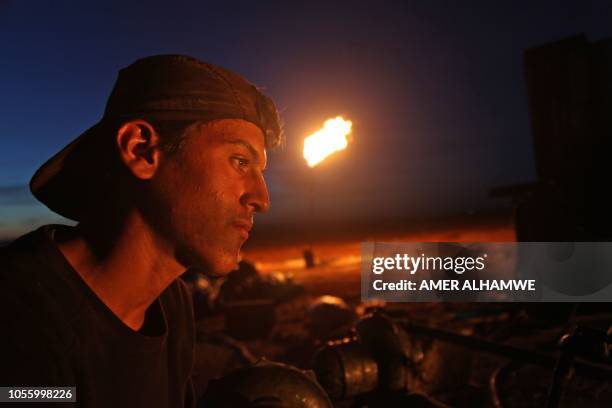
[{"xmin": 115, "ymin": 120, "xmax": 161, "ymax": 180}]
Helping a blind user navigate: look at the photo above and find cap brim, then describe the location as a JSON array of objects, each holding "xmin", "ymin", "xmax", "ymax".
[{"xmin": 30, "ymin": 121, "xmax": 110, "ymax": 222}]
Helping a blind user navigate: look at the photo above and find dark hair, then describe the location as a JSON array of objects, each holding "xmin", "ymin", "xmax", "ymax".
[
  {"xmin": 148, "ymin": 120, "xmax": 197, "ymax": 155},
  {"xmin": 107, "ymin": 114, "xmax": 282, "ymax": 163},
  {"xmin": 149, "ymin": 117, "xmax": 283, "ymax": 154},
  {"xmin": 254, "ymin": 88, "xmax": 284, "ymax": 149}
]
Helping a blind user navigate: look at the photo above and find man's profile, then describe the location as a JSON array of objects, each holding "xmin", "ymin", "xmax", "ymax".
[{"xmin": 0, "ymin": 55, "xmax": 282, "ymax": 407}]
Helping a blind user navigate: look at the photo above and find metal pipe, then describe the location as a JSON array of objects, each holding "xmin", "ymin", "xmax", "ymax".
[{"xmin": 396, "ymin": 319, "xmax": 612, "ymax": 381}]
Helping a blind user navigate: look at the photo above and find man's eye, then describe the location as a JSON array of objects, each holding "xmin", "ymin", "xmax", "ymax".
[{"xmin": 232, "ymin": 157, "xmax": 249, "ymax": 171}]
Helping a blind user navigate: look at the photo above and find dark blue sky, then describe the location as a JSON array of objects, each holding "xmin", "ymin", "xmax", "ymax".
[{"xmin": 1, "ymin": 0, "xmax": 611, "ymax": 239}]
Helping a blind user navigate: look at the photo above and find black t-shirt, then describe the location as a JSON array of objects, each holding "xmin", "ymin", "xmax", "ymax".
[{"xmin": 0, "ymin": 225, "xmax": 196, "ymax": 407}]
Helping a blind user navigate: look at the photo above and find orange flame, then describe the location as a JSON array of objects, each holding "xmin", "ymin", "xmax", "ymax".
[{"xmin": 303, "ymin": 116, "xmax": 352, "ymax": 168}]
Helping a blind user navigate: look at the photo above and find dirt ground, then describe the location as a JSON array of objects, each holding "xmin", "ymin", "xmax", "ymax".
[{"xmin": 242, "ymin": 218, "xmax": 515, "ymax": 300}]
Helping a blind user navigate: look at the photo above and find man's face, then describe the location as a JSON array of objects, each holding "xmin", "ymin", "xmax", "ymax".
[{"xmin": 149, "ymin": 118, "xmax": 269, "ymax": 275}]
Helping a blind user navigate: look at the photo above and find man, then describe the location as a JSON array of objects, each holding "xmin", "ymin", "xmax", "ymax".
[{"xmin": 0, "ymin": 55, "xmax": 282, "ymax": 407}]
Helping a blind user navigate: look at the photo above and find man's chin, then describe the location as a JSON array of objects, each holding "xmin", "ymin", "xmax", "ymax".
[
  {"xmin": 178, "ymin": 247, "xmax": 239, "ymax": 278},
  {"xmin": 203, "ymin": 255, "xmax": 239, "ymax": 278}
]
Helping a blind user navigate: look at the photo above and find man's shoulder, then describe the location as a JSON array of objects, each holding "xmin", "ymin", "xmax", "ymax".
[
  {"xmin": 0, "ymin": 224, "xmax": 73, "ymax": 314},
  {"xmin": 0, "ymin": 227, "xmax": 50, "ymax": 299},
  {"xmin": 0, "ymin": 227, "xmax": 77, "ymax": 386},
  {"xmin": 0, "ymin": 225, "xmax": 78, "ymax": 349},
  {"xmin": 1, "ymin": 226, "xmax": 50, "ymax": 276}
]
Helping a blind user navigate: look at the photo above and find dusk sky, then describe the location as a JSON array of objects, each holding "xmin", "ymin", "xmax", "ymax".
[{"xmin": 1, "ymin": 0, "xmax": 612, "ymax": 240}]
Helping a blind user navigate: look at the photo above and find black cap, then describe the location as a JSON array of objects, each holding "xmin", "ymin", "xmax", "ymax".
[{"xmin": 30, "ymin": 55, "xmax": 282, "ymax": 221}]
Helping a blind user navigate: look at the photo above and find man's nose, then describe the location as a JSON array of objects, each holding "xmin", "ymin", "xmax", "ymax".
[{"xmin": 243, "ymin": 172, "xmax": 270, "ymax": 213}]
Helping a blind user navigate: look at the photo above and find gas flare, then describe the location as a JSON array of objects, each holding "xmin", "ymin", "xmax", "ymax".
[{"xmin": 303, "ymin": 116, "xmax": 352, "ymax": 168}]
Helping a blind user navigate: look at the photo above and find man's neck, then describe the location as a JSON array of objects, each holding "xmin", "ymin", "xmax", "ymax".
[{"xmin": 55, "ymin": 211, "xmax": 185, "ymax": 331}]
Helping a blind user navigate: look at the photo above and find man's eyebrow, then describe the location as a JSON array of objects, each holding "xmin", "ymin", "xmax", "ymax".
[{"xmin": 226, "ymin": 140, "xmax": 265, "ymax": 168}]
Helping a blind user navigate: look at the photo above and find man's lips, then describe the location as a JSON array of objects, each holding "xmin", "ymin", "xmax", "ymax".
[{"xmin": 233, "ymin": 219, "xmax": 253, "ymax": 240}]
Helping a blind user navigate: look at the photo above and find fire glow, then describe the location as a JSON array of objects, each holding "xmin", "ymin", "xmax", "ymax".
[{"xmin": 303, "ymin": 116, "xmax": 352, "ymax": 168}]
